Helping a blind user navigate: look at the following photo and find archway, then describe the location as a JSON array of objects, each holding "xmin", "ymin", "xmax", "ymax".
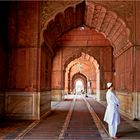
[
  {"xmin": 75, "ymin": 80, "xmax": 84, "ymax": 94},
  {"xmin": 64, "ymin": 52, "xmax": 101, "ymax": 100},
  {"xmin": 72, "ymin": 73, "xmax": 87, "ymax": 94},
  {"xmin": 43, "ymin": 0, "xmax": 132, "ymax": 101},
  {"xmin": 43, "ymin": 1, "xmax": 138, "ymax": 120}
]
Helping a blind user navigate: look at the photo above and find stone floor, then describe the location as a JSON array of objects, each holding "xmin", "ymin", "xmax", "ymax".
[
  {"xmin": 87, "ymin": 95, "xmax": 140, "ymax": 140},
  {"xmin": 0, "ymin": 120, "xmax": 34, "ymax": 140},
  {"xmin": 0, "ymin": 94, "xmax": 140, "ymax": 140}
]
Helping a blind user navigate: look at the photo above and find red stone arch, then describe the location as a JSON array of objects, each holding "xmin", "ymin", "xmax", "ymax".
[
  {"xmin": 63, "ymin": 48, "xmax": 100, "ymax": 71},
  {"xmin": 64, "ymin": 51, "xmax": 99, "ymax": 73},
  {"xmin": 42, "ymin": 1, "xmax": 132, "ymax": 57},
  {"xmin": 72, "ymin": 73, "xmax": 87, "ymax": 93},
  {"xmin": 64, "ymin": 52, "xmax": 100, "ymax": 99}
]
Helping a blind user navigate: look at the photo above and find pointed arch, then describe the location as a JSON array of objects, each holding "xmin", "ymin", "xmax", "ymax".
[{"xmin": 64, "ymin": 52, "xmax": 100, "ymax": 100}]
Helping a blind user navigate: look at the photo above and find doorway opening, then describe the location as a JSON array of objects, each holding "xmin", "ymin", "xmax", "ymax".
[{"xmin": 75, "ymin": 80, "xmax": 84, "ymax": 94}]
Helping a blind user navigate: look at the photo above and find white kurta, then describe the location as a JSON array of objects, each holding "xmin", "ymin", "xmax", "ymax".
[{"xmin": 104, "ymin": 89, "xmax": 120, "ymax": 125}]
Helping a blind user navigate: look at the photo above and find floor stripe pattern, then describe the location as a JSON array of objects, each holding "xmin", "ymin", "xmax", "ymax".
[
  {"xmin": 22, "ymin": 101, "xmax": 72, "ymax": 140},
  {"xmin": 64, "ymin": 95, "xmax": 103, "ymax": 140}
]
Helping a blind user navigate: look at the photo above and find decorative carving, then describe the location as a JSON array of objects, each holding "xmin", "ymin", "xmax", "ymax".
[
  {"xmin": 63, "ymin": 47, "xmax": 101, "ymax": 71},
  {"xmin": 40, "ymin": 1, "xmax": 78, "ymax": 29},
  {"xmin": 91, "ymin": 5, "xmax": 102, "ymax": 29},
  {"xmin": 41, "ymin": 1, "xmax": 133, "ymax": 58},
  {"xmin": 90, "ymin": 0, "xmax": 133, "ymax": 29}
]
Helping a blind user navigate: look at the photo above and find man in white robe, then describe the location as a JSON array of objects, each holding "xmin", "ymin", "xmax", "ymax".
[{"xmin": 104, "ymin": 82, "xmax": 120, "ymax": 139}]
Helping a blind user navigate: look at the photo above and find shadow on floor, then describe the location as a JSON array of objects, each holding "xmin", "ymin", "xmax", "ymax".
[{"xmin": 0, "ymin": 119, "xmax": 33, "ymax": 139}]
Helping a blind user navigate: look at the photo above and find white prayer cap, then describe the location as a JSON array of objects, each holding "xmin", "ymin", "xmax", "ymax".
[{"xmin": 107, "ymin": 82, "xmax": 112, "ymax": 88}]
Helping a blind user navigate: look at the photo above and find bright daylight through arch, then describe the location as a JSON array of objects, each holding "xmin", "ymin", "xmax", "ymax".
[{"xmin": 75, "ymin": 80, "xmax": 84, "ymax": 94}]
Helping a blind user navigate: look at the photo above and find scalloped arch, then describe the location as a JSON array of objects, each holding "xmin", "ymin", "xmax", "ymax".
[
  {"xmin": 65, "ymin": 52, "xmax": 99, "ymax": 73},
  {"xmin": 43, "ymin": 1, "xmax": 132, "ymax": 57}
]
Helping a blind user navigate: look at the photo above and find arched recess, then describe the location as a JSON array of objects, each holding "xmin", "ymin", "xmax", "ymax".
[
  {"xmin": 72, "ymin": 73, "xmax": 87, "ymax": 93},
  {"xmin": 42, "ymin": 1, "xmax": 132, "ymax": 57},
  {"xmin": 64, "ymin": 52, "xmax": 101, "ymax": 100},
  {"xmin": 42, "ymin": 0, "xmax": 132, "ymax": 97},
  {"xmin": 41, "ymin": 1, "xmax": 139, "ymax": 120}
]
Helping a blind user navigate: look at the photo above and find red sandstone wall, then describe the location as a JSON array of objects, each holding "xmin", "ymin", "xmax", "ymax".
[
  {"xmin": 5, "ymin": 1, "xmax": 52, "ymax": 119},
  {"xmin": 40, "ymin": 46, "xmax": 52, "ymax": 91},
  {"xmin": 7, "ymin": 2, "xmax": 39, "ymax": 91},
  {"xmin": 7, "ymin": 48, "xmax": 39, "ymax": 91},
  {"xmin": 135, "ymin": 1, "xmax": 140, "ymax": 45},
  {"xmin": 135, "ymin": 1, "xmax": 140, "ymax": 92},
  {"xmin": 136, "ymin": 48, "xmax": 140, "ymax": 91},
  {"xmin": 7, "ymin": 2, "xmax": 52, "ymax": 91},
  {"xmin": 115, "ymin": 47, "xmax": 133, "ymax": 92},
  {"xmin": 17, "ymin": 2, "xmax": 38, "ymax": 48},
  {"xmin": 51, "ymin": 48, "xmax": 62, "ymax": 90}
]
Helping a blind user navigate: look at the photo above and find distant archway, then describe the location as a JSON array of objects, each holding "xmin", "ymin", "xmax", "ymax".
[
  {"xmin": 64, "ymin": 52, "xmax": 100, "ymax": 100},
  {"xmin": 72, "ymin": 73, "xmax": 87, "ymax": 94},
  {"xmin": 75, "ymin": 80, "xmax": 84, "ymax": 93}
]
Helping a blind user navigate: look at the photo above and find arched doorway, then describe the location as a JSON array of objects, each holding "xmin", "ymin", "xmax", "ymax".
[
  {"xmin": 72, "ymin": 73, "xmax": 87, "ymax": 94},
  {"xmin": 64, "ymin": 52, "xmax": 101, "ymax": 100},
  {"xmin": 75, "ymin": 80, "xmax": 84, "ymax": 94}
]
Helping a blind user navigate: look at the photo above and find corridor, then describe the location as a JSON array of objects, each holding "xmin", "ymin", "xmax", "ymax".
[
  {"xmin": 1, "ymin": 95, "xmax": 139, "ymax": 140},
  {"xmin": 0, "ymin": 1, "xmax": 140, "ymax": 140},
  {"xmin": 19, "ymin": 95, "xmax": 106, "ymax": 140}
]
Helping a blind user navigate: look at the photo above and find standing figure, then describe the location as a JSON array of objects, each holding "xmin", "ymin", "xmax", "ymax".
[{"xmin": 104, "ymin": 82, "xmax": 120, "ymax": 139}]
